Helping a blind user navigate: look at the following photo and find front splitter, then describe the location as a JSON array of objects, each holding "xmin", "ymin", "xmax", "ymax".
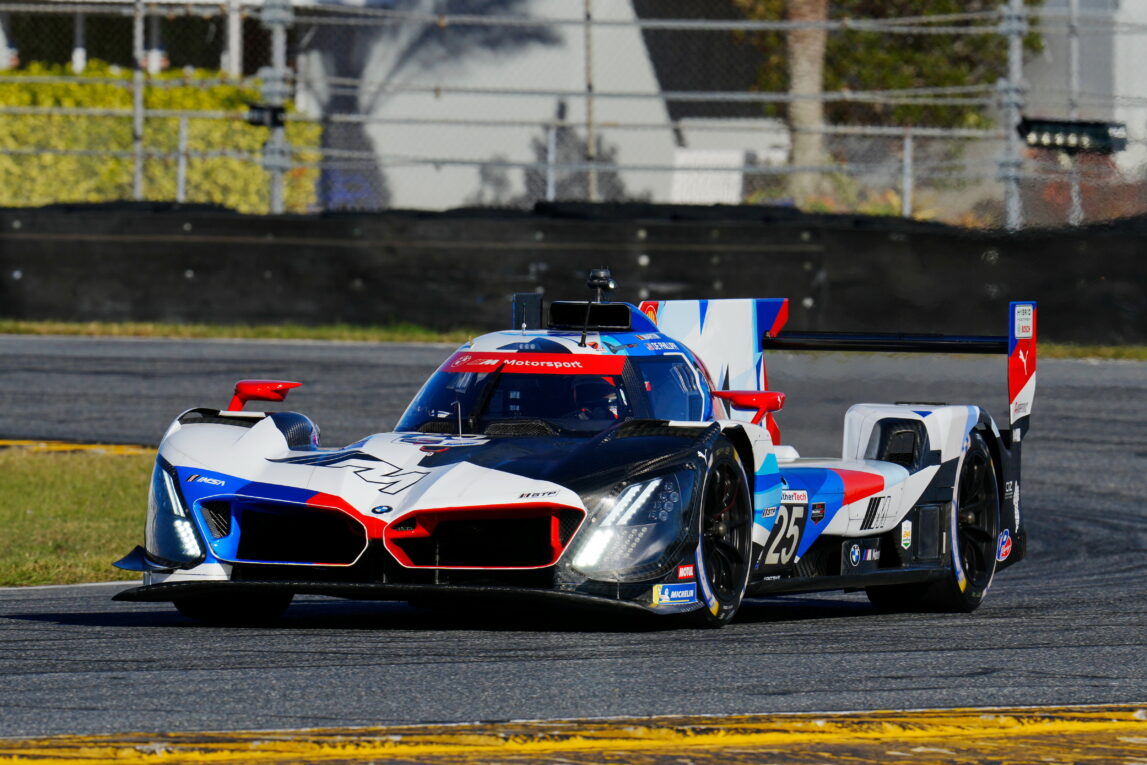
[{"xmin": 112, "ymin": 579, "xmax": 663, "ymax": 615}]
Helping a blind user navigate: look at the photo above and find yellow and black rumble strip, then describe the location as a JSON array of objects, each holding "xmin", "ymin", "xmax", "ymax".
[
  {"xmin": 0, "ymin": 440, "xmax": 152, "ymax": 456},
  {"xmin": 0, "ymin": 706, "xmax": 1143, "ymax": 764}
]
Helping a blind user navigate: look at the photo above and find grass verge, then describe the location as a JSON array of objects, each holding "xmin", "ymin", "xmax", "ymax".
[
  {"xmin": 0, "ymin": 447, "xmax": 149, "ymax": 586},
  {"xmin": 0, "ymin": 320, "xmax": 475, "ymax": 344},
  {"xmin": 1041, "ymin": 343, "xmax": 1147, "ymax": 361},
  {"xmin": 1, "ymin": 321, "xmax": 1145, "ymax": 360}
]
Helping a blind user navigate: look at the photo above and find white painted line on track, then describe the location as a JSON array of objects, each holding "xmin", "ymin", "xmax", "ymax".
[{"xmin": 0, "ymin": 581, "xmax": 139, "ymax": 592}]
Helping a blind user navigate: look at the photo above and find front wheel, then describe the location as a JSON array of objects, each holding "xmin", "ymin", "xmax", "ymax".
[
  {"xmin": 173, "ymin": 591, "xmax": 293, "ymax": 626},
  {"xmin": 687, "ymin": 438, "xmax": 752, "ymax": 628}
]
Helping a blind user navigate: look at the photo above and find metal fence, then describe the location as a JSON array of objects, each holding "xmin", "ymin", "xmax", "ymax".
[{"xmin": 0, "ymin": 0, "xmax": 1144, "ymax": 228}]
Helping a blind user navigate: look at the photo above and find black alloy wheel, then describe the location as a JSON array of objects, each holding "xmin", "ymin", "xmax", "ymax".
[
  {"xmin": 689, "ymin": 438, "xmax": 752, "ymax": 627},
  {"xmin": 866, "ymin": 430, "xmax": 1000, "ymax": 613},
  {"xmin": 945, "ymin": 431, "xmax": 1001, "ymax": 609}
]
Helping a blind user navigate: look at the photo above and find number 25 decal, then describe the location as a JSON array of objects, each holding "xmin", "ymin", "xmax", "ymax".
[{"xmin": 763, "ymin": 505, "xmax": 807, "ymax": 566}]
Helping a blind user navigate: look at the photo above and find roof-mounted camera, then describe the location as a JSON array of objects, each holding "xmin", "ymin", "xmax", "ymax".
[{"xmin": 586, "ymin": 267, "xmax": 616, "ymax": 303}]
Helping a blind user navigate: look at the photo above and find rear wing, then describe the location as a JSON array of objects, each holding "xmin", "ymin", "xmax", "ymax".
[
  {"xmin": 512, "ymin": 294, "xmax": 1035, "ymax": 437},
  {"xmin": 759, "ymin": 301, "xmax": 1038, "ymax": 437}
]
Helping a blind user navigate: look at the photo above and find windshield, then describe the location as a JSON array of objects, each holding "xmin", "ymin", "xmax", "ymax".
[{"xmin": 396, "ymin": 351, "xmax": 707, "ymax": 434}]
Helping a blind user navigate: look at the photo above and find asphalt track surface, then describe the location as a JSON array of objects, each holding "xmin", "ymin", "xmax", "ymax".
[{"xmin": 0, "ymin": 335, "xmax": 1144, "ymax": 738}]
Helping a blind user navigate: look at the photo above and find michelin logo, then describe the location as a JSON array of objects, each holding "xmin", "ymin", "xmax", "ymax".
[{"xmin": 652, "ymin": 583, "xmax": 697, "ymax": 605}]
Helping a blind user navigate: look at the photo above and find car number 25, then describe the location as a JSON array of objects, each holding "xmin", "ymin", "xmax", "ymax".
[{"xmin": 762, "ymin": 504, "xmax": 807, "ymax": 567}]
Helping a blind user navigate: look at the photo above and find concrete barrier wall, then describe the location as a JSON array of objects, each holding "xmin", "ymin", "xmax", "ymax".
[{"xmin": 0, "ymin": 202, "xmax": 1143, "ymax": 343}]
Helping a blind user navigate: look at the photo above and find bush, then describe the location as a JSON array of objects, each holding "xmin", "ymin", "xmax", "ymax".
[{"xmin": 0, "ymin": 61, "xmax": 320, "ymax": 213}]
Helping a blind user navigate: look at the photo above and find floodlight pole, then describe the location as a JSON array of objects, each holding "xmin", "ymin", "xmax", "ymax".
[
  {"xmin": 999, "ymin": 0, "xmax": 1026, "ymax": 232},
  {"xmin": 226, "ymin": 0, "xmax": 243, "ymax": 78},
  {"xmin": 1067, "ymin": 0, "xmax": 1083, "ymax": 226},
  {"xmin": 901, "ymin": 129, "xmax": 914, "ymax": 218},
  {"xmin": 584, "ymin": 0, "xmax": 598, "ymax": 203},
  {"xmin": 72, "ymin": 12, "xmax": 86, "ymax": 73},
  {"xmin": 132, "ymin": 0, "xmax": 145, "ymax": 201},
  {"xmin": 261, "ymin": 0, "xmax": 293, "ymax": 214}
]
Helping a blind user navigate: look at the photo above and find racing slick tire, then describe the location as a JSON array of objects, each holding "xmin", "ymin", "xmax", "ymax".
[
  {"xmin": 173, "ymin": 591, "xmax": 294, "ymax": 626},
  {"xmin": 866, "ymin": 431, "xmax": 1000, "ymax": 613},
  {"xmin": 686, "ymin": 438, "xmax": 753, "ymax": 628}
]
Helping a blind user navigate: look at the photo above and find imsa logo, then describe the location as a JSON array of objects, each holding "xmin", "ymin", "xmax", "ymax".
[{"xmin": 186, "ymin": 474, "xmax": 225, "ymax": 487}]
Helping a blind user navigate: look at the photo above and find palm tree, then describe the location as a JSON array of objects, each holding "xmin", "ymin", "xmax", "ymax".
[{"xmin": 786, "ymin": 0, "xmax": 828, "ymax": 203}]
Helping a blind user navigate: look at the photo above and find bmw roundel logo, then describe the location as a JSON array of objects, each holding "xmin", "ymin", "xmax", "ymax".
[
  {"xmin": 849, "ymin": 543, "xmax": 861, "ymax": 567},
  {"xmin": 371, "ymin": 505, "xmax": 393, "ymax": 515}
]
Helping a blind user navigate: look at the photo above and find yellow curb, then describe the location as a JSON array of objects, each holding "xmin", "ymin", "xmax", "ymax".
[
  {"xmin": 0, "ymin": 705, "xmax": 1144, "ymax": 764},
  {"xmin": 0, "ymin": 440, "xmax": 152, "ymax": 456}
]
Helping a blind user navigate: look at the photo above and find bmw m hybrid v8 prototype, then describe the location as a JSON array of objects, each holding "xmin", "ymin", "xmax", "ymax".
[{"xmin": 116, "ymin": 272, "xmax": 1036, "ymax": 627}]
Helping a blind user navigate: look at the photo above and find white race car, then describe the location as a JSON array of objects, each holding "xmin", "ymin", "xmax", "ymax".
[{"xmin": 116, "ymin": 271, "xmax": 1036, "ymax": 627}]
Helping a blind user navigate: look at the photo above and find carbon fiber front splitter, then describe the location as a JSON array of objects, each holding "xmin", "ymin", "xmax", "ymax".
[{"xmin": 112, "ymin": 579, "xmax": 664, "ymax": 616}]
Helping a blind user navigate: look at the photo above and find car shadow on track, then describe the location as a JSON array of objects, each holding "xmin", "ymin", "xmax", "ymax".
[{"xmin": 4, "ymin": 593, "xmax": 882, "ymax": 633}]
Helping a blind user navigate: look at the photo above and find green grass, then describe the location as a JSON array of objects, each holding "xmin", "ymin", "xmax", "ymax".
[
  {"xmin": 1041, "ymin": 343, "xmax": 1147, "ymax": 361},
  {"xmin": 0, "ymin": 320, "xmax": 476, "ymax": 344},
  {"xmin": 0, "ymin": 321, "xmax": 1143, "ymax": 360},
  {"xmin": 0, "ymin": 448, "xmax": 151, "ymax": 586}
]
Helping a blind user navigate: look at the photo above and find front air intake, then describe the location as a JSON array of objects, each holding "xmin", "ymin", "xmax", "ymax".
[
  {"xmin": 384, "ymin": 505, "xmax": 585, "ymax": 569},
  {"xmin": 199, "ymin": 498, "xmax": 369, "ymax": 566}
]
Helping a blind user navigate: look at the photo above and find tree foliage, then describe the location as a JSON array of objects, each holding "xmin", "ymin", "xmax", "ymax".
[
  {"xmin": 732, "ymin": 0, "xmax": 1043, "ymax": 128},
  {"xmin": 0, "ymin": 61, "xmax": 321, "ymax": 212}
]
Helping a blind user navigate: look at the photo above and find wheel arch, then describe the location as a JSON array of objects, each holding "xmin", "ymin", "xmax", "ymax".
[
  {"xmin": 971, "ymin": 411, "xmax": 1006, "ymax": 508},
  {"xmin": 718, "ymin": 424, "xmax": 757, "ymax": 496}
]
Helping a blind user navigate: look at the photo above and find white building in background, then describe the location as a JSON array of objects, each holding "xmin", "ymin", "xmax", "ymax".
[
  {"xmin": 1025, "ymin": 0, "xmax": 1147, "ymax": 173},
  {"xmin": 294, "ymin": 0, "xmax": 789, "ymax": 210},
  {"xmin": 1110, "ymin": 3, "xmax": 1147, "ymax": 171}
]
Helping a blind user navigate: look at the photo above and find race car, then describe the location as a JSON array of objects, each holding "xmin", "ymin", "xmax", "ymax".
[{"xmin": 114, "ymin": 270, "xmax": 1036, "ymax": 627}]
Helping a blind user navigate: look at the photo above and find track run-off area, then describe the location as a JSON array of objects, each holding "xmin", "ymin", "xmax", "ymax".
[{"xmin": 0, "ymin": 335, "xmax": 1144, "ymax": 762}]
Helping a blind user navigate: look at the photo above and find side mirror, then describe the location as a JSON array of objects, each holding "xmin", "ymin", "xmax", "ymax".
[
  {"xmin": 227, "ymin": 379, "xmax": 302, "ymax": 411},
  {"xmin": 712, "ymin": 390, "xmax": 785, "ymax": 425}
]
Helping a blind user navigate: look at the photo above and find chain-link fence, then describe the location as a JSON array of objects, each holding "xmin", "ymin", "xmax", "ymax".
[{"xmin": 0, "ymin": 0, "xmax": 1144, "ymax": 227}]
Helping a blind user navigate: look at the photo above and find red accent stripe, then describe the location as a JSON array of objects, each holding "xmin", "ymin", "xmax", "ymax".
[
  {"xmin": 443, "ymin": 352, "xmax": 625, "ymax": 376},
  {"xmin": 307, "ymin": 492, "xmax": 387, "ymax": 538},
  {"xmin": 833, "ymin": 469, "xmax": 885, "ymax": 505},
  {"xmin": 767, "ymin": 299, "xmax": 790, "ymax": 338}
]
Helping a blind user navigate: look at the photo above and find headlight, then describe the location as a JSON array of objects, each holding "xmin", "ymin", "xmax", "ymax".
[
  {"xmin": 144, "ymin": 460, "xmax": 204, "ymax": 566},
  {"xmin": 571, "ymin": 470, "xmax": 697, "ymax": 582}
]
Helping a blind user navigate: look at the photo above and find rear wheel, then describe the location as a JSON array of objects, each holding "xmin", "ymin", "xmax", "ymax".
[
  {"xmin": 173, "ymin": 592, "xmax": 293, "ymax": 626},
  {"xmin": 687, "ymin": 439, "xmax": 752, "ymax": 628},
  {"xmin": 867, "ymin": 431, "xmax": 1000, "ymax": 613}
]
